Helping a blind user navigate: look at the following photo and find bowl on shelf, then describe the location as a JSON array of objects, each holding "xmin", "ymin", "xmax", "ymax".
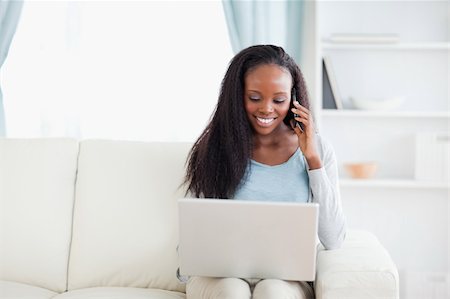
[
  {"xmin": 349, "ymin": 96, "xmax": 405, "ymax": 111},
  {"xmin": 344, "ymin": 162, "xmax": 378, "ymax": 179}
]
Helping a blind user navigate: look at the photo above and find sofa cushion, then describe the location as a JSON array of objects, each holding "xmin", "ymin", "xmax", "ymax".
[
  {"xmin": 68, "ymin": 140, "xmax": 191, "ymax": 293},
  {"xmin": 0, "ymin": 280, "xmax": 57, "ymax": 299},
  {"xmin": 315, "ymin": 230, "xmax": 399, "ymax": 299},
  {"xmin": 53, "ymin": 287, "xmax": 185, "ymax": 299},
  {"xmin": 0, "ymin": 139, "xmax": 79, "ymax": 293}
]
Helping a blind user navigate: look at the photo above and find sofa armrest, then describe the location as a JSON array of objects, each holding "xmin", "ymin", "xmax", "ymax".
[{"xmin": 315, "ymin": 230, "xmax": 399, "ymax": 299}]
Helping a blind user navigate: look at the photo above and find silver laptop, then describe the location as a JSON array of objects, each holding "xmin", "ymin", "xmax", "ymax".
[{"xmin": 178, "ymin": 198, "xmax": 319, "ymax": 281}]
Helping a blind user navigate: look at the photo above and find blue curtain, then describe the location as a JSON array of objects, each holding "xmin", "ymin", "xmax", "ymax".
[
  {"xmin": 0, "ymin": 0, "xmax": 23, "ymax": 137},
  {"xmin": 222, "ymin": 0, "xmax": 304, "ymax": 64}
]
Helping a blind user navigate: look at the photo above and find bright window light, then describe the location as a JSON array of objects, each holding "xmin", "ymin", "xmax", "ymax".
[{"xmin": 2, "ymin": 1, "xmax": 233, "ymax": 142}]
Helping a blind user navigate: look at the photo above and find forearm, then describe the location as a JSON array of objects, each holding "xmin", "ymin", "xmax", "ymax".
[{"xmin": 308, "ymin": 167, "xmax": 346, "ymax": 250}]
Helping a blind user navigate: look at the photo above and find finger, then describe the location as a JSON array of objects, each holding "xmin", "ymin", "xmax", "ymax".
[
  {"xmin": 294, "ymin": 117, "xmax": 309, "ymax": 128},
  {"xmin": 293, "ymin": 124, "xmax": 303, "ymax": 135},
  {"xmin": 293, "ymin": 101, "xmax": 310, "ymax": 113},
  {"xmin": 290, "ymin": 119, "xmax": 304, "ymax": 134},
  {"xmin": 289, "ymin": 119, "xmax": 296, "ymax": 130},
  {"xmin": 291, "ymin": 108, "xmax": 309, "ymax": 119}
]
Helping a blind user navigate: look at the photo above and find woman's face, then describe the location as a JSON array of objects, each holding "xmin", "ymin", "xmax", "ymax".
[{"xmin": 244, "ymin": 64, "xmax": 292, "ymax": 137}]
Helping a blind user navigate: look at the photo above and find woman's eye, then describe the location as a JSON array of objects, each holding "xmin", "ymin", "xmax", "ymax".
[
  {"xmin": 274, "ymin": 98, "xmax": 286, "ymax": 103},
  {"xmin": 249, "ymin": 97, "xmax": 260, "ymax": 102}
]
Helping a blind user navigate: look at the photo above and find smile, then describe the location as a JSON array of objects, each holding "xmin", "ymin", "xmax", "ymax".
[{"xmin": 256, "ymin": 117, "xmax": 276, "ymax": 125}]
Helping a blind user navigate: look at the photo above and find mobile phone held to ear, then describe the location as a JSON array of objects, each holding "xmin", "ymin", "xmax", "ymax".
[{"xmin": 292, "ymin": 88, "xmax": 305, "ymax": 131}]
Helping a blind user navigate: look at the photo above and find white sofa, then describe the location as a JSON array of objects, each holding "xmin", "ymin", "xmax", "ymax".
[{"xmin": 0, "ymin": 138, "xmax": 399, "ymax": 299}]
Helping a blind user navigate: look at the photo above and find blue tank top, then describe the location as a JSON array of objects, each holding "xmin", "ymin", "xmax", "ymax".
[{"xmin": 233, "ymin": 148, "xmax": 310, "ymax": 202}]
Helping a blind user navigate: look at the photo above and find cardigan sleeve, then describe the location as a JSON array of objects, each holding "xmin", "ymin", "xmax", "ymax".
[{"xmin": 306, "ymin": 135, "xmax": 347, "ymax": 250}]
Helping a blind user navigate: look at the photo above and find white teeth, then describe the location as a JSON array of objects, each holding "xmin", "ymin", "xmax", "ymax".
[{"xmin": 256, "ymin": 117, "xmax": 275, "ymax": 124}]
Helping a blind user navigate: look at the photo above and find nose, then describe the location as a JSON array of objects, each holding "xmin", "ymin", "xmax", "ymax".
[{"xmin": 258, "ymin": 100, "xmax": 274, "ymax": 114}]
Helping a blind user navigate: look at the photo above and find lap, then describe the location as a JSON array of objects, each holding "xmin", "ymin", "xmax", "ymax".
[
  {"xmin": 186, "ymin": 277, "xmax": 314, "ymax": 299},
  {"xmin": 252, "ymin": 279, "xmax": 314, "ymax": 299},
  {"xmin": 186, "ymin": 276, "xmax": 251, "ymax": 299}
]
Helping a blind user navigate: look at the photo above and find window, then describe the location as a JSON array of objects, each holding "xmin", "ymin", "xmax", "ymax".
[{"xmin": 2, "ymin": 0, "xmax": 233, "ymax": 142}]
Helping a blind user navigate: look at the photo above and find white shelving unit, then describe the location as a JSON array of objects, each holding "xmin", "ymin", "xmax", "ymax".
[
  {"xmin": 314, "ymin": 1, "xmax": 449, "ymax": 190},
  {"xmin": 322, "ymin": 42, "xmax": 450, "ymax": 51},
  {"xmin": 321, "ymin": 110, "xmax": 450, "ymax": 119},
  {"xmin": 307, "ymin": 3, "xmax": 450, "ymax": 295},
  {"xmin": 339, "ymin": 178, "xmax": 449, "ymax": 189}
]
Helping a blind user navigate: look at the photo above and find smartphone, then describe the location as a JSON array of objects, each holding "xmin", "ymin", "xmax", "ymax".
[{"xmin": 292, "ymin": 88, "xmax": 305, "ymax": 131}]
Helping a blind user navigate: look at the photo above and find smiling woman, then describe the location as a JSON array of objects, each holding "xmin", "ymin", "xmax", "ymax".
[
  {"xmin": 2, "ymin": 1, "xmax": 233, "ymax": 141},
  {"xmin": 183, "ymin": 44, "xmax": 346, "ymax": 299}
]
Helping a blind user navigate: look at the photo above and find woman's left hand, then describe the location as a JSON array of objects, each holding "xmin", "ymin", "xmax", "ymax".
[{"xmin": 291, "ymin": 101, "xmax": 323, "ymax": 169}]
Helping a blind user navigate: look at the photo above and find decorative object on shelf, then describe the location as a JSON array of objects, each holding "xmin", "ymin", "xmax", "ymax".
[
  {"xmin": 322, "ymin": 56, "xmax": 343, "ymax": 109},
  {"xmin": 343, "ymin": 162, "xmax": 378, "ymax": 179},
  {"xmin": 415, "ymin": 132, "xmax": 450, "ymax": 182},
  {"xmin": 326, "ymin": 33, "xmax": 400, "ymax": 44},
  {"xmin": 349, "ymin": 96, "xmax": 405, "ymax": 111}
]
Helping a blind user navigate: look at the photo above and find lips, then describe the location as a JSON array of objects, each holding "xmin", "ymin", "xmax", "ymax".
[{"xmin": 255, "ymin": 116, "xmax": 276, "ymax": 127}]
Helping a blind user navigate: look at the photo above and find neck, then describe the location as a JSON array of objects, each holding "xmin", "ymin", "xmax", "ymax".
[{"xmin": 253, "ymin": 124, "xmax": 293, "ymax": 149}]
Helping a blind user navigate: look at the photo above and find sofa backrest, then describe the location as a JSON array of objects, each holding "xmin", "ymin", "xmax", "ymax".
[
  {"xmin": 0, "ymin": 138, "xmax": 79, "ymax": 293},
  {"xmin": 67, "ymin": 140, "xmax": 191, "ymax": 293}
]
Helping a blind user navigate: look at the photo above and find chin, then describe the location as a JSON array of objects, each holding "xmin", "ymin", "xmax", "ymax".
[{"xmin": 252, "ymin": 123, "xmax": 282, "ymax": 136}]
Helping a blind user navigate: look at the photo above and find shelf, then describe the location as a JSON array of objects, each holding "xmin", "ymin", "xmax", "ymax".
[
  {"xmin": 322, "ymin": 42, "xmax": 450, "ymax": 51},
  {"xmin": 321, "ymin": 110, "xmax": 450, "ymax": 118},
  {"xmin": 340, "ymin": 178, "xmax": 449, "ymax": 189}
]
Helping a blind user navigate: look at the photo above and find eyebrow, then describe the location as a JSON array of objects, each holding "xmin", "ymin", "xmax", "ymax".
[{"xmin": 247, "ymin": 90, "xmax": 288, "ymax": 95}]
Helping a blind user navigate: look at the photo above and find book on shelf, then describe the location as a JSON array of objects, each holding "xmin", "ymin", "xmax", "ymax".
[
  {"xmin": 327, "ymin": 33, "xmax": 400, "ymax": 44},
  {"xmin": 414, "ymin": 132, "xmax": 450, "ymax": 182},
  {"xmin": 322, "ymin": 56, "xmax": 343, "ymax": 110}
]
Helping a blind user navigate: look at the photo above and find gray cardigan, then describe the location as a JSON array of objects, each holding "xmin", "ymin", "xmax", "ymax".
[{"xmin": 305, "ymin": 134, "xmax": 346, "ymax": 250}]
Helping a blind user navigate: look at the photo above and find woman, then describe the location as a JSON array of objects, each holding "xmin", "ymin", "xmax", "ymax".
[{"xmin": 183, "ymin": 45, "xmax": 346, "ymax": 299}]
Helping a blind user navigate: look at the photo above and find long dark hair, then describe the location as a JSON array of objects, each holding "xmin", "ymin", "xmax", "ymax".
[{"xmin": 184, "ymin": 45, "xmax": 310, "ymax": 198}]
